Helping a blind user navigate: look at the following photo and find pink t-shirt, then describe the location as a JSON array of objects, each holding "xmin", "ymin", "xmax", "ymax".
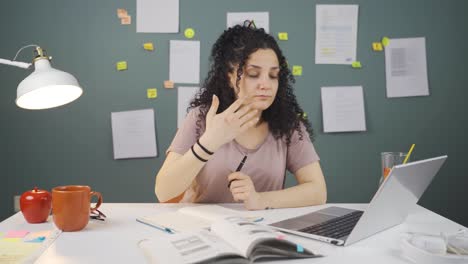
[{"xmin": 166, "ymin": 107, "xmax": 320, "ymax": 203}]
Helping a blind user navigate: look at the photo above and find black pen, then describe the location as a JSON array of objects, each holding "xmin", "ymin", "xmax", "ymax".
[{"xmin": 228, "ymin": 155, "xmax": 247, "ymax": 188}]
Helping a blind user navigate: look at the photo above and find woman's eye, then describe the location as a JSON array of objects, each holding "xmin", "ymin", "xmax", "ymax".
[
  {"xmin": 269, "ymin": 75, "xmax": 278, "ymax": 79},
  {"xmin": 247, "ymin": 73, "xmax": 259, "ymax": 78}
]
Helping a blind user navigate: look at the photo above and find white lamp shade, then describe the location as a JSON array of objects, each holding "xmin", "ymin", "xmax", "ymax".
[{"xmin": 16, "ymin": 59, "xmax": 83, "ymax": 110}]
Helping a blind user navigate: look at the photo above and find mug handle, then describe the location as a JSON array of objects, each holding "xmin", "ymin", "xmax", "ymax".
[{"xmin": 89, "ymin": 191, "xmax": 103, "ymax": 211}]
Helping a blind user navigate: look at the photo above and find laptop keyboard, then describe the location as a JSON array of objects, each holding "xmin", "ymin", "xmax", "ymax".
[{"xmin": 298, "ymin": 210, "xmax": 364, "ymax": 239}]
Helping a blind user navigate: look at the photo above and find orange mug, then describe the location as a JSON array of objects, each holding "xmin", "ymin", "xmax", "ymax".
[{"xmin": 52, "ymin": 185, "xmax": 102, "ymax": 232}]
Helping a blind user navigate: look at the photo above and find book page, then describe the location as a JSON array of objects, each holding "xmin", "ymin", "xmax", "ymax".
[
  {"xmin": 138, "ymin": 211, "xmax": 211, "ymax": 233},
  {"xmin": 138, "ymin": 230, "xmax": 243, "ymax": 264},
  {"xmin": 178, "ymin": 205, "xmax": 245, "ymax": 222},
  {"xmin": 137, "ymin": 205, "xmax": 263, "ymax": 233},
  {"xmin": 211, "ymin": 217, "xmax": 281, "ymax": 258}
]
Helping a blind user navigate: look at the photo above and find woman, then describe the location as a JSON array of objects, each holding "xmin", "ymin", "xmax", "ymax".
[{"xmin": 155, "ymin": 24, "xmax": 326, "ymax": 210}]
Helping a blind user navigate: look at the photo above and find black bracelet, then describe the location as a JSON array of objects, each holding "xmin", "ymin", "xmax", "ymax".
[
  {"xmin": 191, "ymin": 145, "xmax": 208, "ymax": 162},
  {"xmin": 196, "ymin": 139, "xmax": 214, "ymax": 155}
]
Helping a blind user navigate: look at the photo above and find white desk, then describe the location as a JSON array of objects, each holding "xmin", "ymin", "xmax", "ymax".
[{"xmin": 0, "ymin": 203, "xmax": 464, "ymax": 263}]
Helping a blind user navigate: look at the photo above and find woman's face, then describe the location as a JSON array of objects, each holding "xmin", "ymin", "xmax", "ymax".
[{"xmin": 229, "ymin": 48, "xmax": 280, "ymax": 111}]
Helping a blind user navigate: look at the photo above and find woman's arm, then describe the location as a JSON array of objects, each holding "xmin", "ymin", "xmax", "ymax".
[
  {"xmin": 155, "ymin": 141, "xmax": 211, "ymax": 202},
  {"xmin": 228, "ymin": 161, "xmax": 327, "ymax": 210}
]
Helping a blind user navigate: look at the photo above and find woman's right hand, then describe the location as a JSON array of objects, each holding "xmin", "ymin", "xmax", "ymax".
[{"xmin": 200, "ymin": 95, "xmax": 259, "ymax": 151}]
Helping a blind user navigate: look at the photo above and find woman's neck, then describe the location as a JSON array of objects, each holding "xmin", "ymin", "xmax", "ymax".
[{"xmin": 235, "ymin": 113, "xmax": 269, "ymax": 150}]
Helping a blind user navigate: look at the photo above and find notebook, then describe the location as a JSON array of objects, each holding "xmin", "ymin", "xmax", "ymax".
[
  {"xmin": 137, "ymin": 204, "xmax": 263, "ymax": 233},
  {"xmin": 138, "ymin": 216, "xmax": 322, "ymax": 263}
]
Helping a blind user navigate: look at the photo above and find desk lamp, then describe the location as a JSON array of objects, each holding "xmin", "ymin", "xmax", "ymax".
[{"xmin": 0, "ymin": 44, "xmax": 83, "ymax": 110}]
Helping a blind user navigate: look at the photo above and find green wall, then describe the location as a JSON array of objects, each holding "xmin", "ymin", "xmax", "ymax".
[{"xmin": 1, "ymin": 0, "xmax": 467, "ymax": 226}]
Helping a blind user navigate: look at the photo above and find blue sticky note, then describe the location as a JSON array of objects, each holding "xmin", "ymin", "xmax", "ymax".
[
  {"xmin": 296, "ymin": 244, "xmax": 304, "ymax": 253},
  {"xmin": 25, "ymin": 236, "xmax": 46, "ymax": 243}
]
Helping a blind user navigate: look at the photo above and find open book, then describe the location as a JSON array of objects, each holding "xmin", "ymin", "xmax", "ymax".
[
  {"xmin": 137, "ymin": 205, "xmax": 264, "ymax": 233},
  {"xmin": 138, "ymin": 216, "xmax": 322, "ymax": 263}
]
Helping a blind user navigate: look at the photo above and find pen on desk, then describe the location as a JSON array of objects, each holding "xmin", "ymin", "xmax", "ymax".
[
  {"xmin": 136, "ymin": 218, "xmax": 175, "ymax": 234},
  {"xmin": 228, "ymin": 155, "xmax": 247, "ymax": 188}
]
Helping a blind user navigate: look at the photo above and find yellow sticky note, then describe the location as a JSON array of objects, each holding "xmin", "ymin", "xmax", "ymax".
[
  {"xmin": 2, "ymin": 238, "xmax": 21, "ymax": 242},
  {"xmin": 147, "ymin": 88, "xmax": 157, "ymax": 99},
  {"xmin": 292, "ymin": 65, "xmax": 303, "ymax": 76},
  {"xmin": 351, "ymin": 61, "xmax": 362, "ymax": 68},
  {"xmin": 164, "ymin": 80, "xmax": 174, "ymax": 89},
  {"xmin": 117, "ymin": 9, "xmax": 128, "ymax": 18},
  {"xmin": 121, "ymin": 15, "xmax": 131, "ymax": 25},
  {"xmin": 184, "ymin": 28, "xmax": 195, "ymax": 39},
  {"xmin": 116, "ymin": 61, "xmax": 127, "ymax": 71},
  {"xmin": 143, "ymin": 42, "xmax": 154, "ymax": 51},
  {"xmin": 278, "ymin": 32, "xmax": 288, "ymax": 41},
  {"xmin": 372, "ymin": 42, "xmax": 383, "ymax": 51},
  {"xmin": 382, "ymin": 37, "xmax": 390, "ymax": 47}
]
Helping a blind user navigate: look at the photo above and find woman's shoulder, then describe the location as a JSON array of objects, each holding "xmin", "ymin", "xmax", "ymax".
[
  {"xmin": 185, "ymin": 106, "xmax": 207, "ymax": 131},
  {"xmin": 277, "ymin": 121, "xmax": 312, "ymax": 144}
]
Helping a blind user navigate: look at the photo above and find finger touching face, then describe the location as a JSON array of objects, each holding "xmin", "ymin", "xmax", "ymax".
[{"xmin": 229, "ymin": 49, "xmax": 280, "ymax": 111}]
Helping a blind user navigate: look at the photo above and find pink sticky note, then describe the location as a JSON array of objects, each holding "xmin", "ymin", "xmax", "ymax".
[
  {"xmin": 276, "ymin": 234, "xmax": 285, "ymax": 240},
  {"xmin": 5, "ymin": 230, "xmax": 29, "ymax": 238}
]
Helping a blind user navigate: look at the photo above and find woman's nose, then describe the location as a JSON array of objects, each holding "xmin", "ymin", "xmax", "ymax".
[{"xmin": 258, "ymin": 76, "xmax": 271, "ymax": 89}]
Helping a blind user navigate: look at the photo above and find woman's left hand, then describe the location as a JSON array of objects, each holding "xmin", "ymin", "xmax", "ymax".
[{"xmin": 228, "ymin": 172, "xmax": 263, "ymax": 210}]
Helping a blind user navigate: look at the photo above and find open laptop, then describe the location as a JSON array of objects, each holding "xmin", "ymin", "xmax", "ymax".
[{"xmin": 270, "ymin": 155, "xmax": 447, "ymax": 246}]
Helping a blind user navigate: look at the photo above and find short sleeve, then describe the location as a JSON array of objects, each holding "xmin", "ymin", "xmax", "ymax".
[
  {"xmin": 166, "ymin": 108, "xmax": 203, "ymax": 155},
  {"xmin": 286, "ymin": 123, "xmax": 320, "ymax": 174}
]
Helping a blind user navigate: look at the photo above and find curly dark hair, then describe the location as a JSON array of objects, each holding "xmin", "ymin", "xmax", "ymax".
[{"xmin": 189, "ymin": 24, "xmax": 314, "ymax": 145}]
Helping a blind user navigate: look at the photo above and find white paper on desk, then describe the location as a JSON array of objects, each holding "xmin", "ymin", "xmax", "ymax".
[
  {"xmin": 177, "ymin": 86, "xmax": 199, "ymax": 128},
  {"xmin": 137, "ymin": 0, "xmax": 179, "ymax": 33},
  {"xmin": 321, "ymin": 86, "xmax": 366, "ymax": 133},
  {"xmin": 111, "ymin": 109, "xmax": 157, "ymax": 159},
  {"xmin": 315, "ymin": 5, "xmax": 358, "ymax": 64},
  {"xmin": 385, "ymin": 37, "xmax": 429, "ymax": 98},
  {"xmin": 170, "ymin": 40, "xmax": 200, "ymax": 84},
  {"xmin": 227, "ymin": 12, "xmax": 269, "ymax": 33}
]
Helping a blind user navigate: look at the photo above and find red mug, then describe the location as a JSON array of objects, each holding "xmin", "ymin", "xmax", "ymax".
[{"xmin": 52, "ymin": 185, "xmax": 102, "ymax": 232}]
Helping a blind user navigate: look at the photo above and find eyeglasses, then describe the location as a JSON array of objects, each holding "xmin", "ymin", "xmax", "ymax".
[
  {"xmin": 90, "ymin": 208, "xmax": 107, "ymax": 221},
  {"xmin": 243, "ymin": 19, "xmax": 257, "ymax": 29}
]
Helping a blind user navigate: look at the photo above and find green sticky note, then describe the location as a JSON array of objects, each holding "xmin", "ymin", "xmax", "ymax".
[
  {"xmin": 147, "ymin": 88, "xmax": 157, "ymax": 99},
  {"xmin": 372, "ymin": 42, "xmax": 383, "ymax": 51},
  {"xmin": 143, "ymin": 42, "xmax": 154, "ymax": 51},
  {"xmin": 292, "ymin": 65, "xmax": 302, "ymax": 76},
  {"xmin": 184, "ymin": 28, "xmax": 195, "ymax": 39},
  {"xmin": 116, "ymin": 61, "xmax": 127, "ymax": 71},
  {"xmin": 351, "ymin": 61, "xmax": 362, "ymax": 68},
  {"xmin": 2, "ymin": 238, "xmax": 21, "ymax": 242},
  {"xmin": 382, "ymin": 37, "xmax": 390, "ymax": 47},
  {"xmin": 278, "ymin": 32, "xmax": 288, "ymax": 40}
]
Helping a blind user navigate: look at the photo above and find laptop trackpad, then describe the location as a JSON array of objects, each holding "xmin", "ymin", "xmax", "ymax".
[{"xmin": 270, "ymin": 206, "xmax": 356, "ymax": 231}]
